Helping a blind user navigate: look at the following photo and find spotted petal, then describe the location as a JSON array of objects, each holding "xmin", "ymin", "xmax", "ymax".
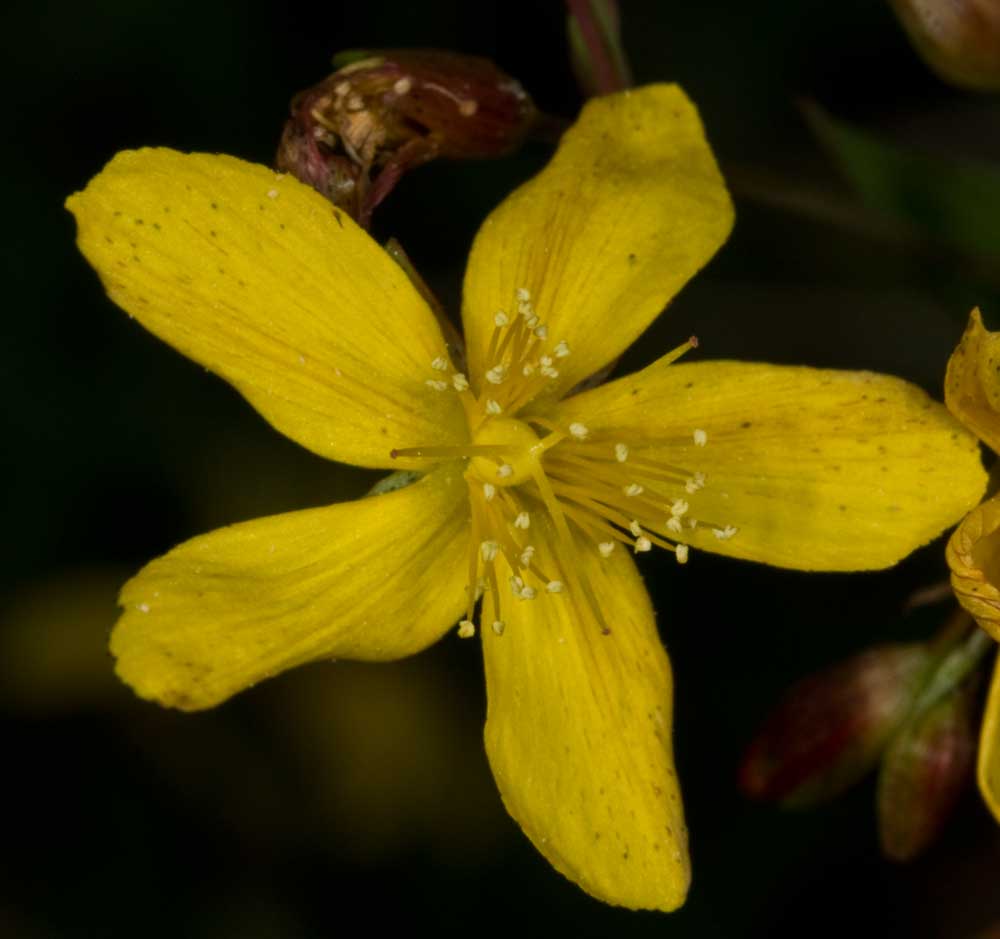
[
  {"xmin": 552, "ymin": 359, "xmax": 986, "ymax": 570},
  {"xmin": 947, "ymin": 494, "xmax": 1000, "ymax": 640},
  {"xmin": 977, "ymin": 650, "xmax": 1000, "ymax": 823},
  {"xmin": 481, "ymin": 511, "xmax": 688, "ymax": 911},
  {"xmin": 112, "ymin": 467, "xmax": 470, "ymax": 710},
  {"xmin": 461, "ymin": 84, "xmax": 733, "ymax": 398},
  {"xmin": 945, "ymin": 307, "xmax": 1000, "ymax": 454},
  {"xmin": 67, "ymin": 149, "xmax": 466, "ymax": 470}
]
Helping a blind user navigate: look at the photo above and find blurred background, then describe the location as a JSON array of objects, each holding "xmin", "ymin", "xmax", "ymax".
[{"xmin": 5, "ymin": 0, "xmax": 1000, "ymax": 935}]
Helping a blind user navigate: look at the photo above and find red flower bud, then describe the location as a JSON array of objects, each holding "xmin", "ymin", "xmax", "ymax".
[
  {"xmin": 276, "ymin": 50, "xmax": 538, "ymax": 225},
  {"xmin": 888, "ymin": 0, "xmax": 1000, "ymax": 91},
  {"xmin": 739, "ymin": 644, "xmax": 931, "ymax": 806},
  {"xmin": 877, "ymin": 679, "xmax": 976, "ymax": 861}
]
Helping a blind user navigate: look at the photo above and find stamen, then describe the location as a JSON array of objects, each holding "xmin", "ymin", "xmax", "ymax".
[
  {"xmin": 614, "ymin": 443, "xmax": 629, "ymax": 463},
  {"xmin": 458, "ymin": 620, "xmax": 476, "ymax": 638},
  {"xmin": 693, "ymin": 429, "xmax": 708, "ymax": 447}
]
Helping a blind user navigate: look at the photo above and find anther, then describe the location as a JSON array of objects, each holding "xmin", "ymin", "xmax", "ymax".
[
  {"xmin": 431, "ymin": 356, "xmax": 449, "ymax": 371},
  {"xmin": 486, "ymin": 365, "xmax": 508, "ymax": 385},
  {"xmin": 480, "ymin": 540, "xmax": 499, "ymax": 562},
  {"xmin": 483, "ymin": 483, "xmax": 496, "ymax": 501},
  {"xmin": 629, "ymin": 520, "xmax": 642, "ymax": 537},
  {"xmin": 486, "ymin": 399, "xmax": 503, "ymax": 415},
  {"xmin": 671, "ymin": 499, "xmax": 689, "ymax": 517},
  {"xmin": 598, "ymin": 541, "xmax": 616, "ymax": 557},
  {"xmin": 624, "ymin": 483, "xmax": 644, "ymax": 497},
  {"xmin": 675, "ymin": 544, "xmax": 690, "ymax": 564},
  {"xmin": 614, "ymin": 443, "xmax": 629, "ymax": 463},
  {"xmin": 533, "ymin": 325, "xmax": 548, "ymax": 339},
  {"xmin": 425, "ymin": 379, "xmax": 448, "ymax": 391},
  {"xmin": 452, "ymin": 373, "xmax": 469, "ymax": 391},
  {"xmin": 522, "ymin": 363, "xmax": 536, "ymax": 377},
  {"xmin": 713, "ymin": 525, "xmax": 738, "ymax": 540},
  {"xmin": 569, "ymin": 422, "xmax": 589, "ymax": 440},
  {"xmin": 494, "ymin": 311, "xmax": 509, "ymax": 327},
  {"xmin": 634, "ymin": 536, "xmax": 652, "ymax": 553},
  {"xmin": 514, "ymin": 512, "xmax": 530, "ymax": 529},
  {"xmin": 458, "ymin": 620, "xmax": 476, "ymax": 638},
  {"xmin": 546, "ymin": 580, "xmax": 564, "ymax": 593},
  {"xmin": 693, "ymin": 429, "xmax": 708, "ymax": 447},
  {"xmin": 554, "ymin": 340, "xmax": 570, "ymax": 358},
  {"xmin": 667, "ymin": 517, "xmax": 683, "ymax": 534},
  {"xmin": 492, "ymin": 620, "xmax": 506, "ymax": 636},
  {"xmin": 519, "ymin": 545, "xmax": 535, "ymax": 566},
  {"xmin": 497, "ymin": 463, "xmax": 514, "ymax": 479}
]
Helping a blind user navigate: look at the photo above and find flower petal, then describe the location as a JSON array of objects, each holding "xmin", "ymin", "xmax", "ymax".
[
  {"xmin": 112, "ymin": 467, "xmax": 470, "ymax": 710},
  {"xmin": 67, "ymin": 149, "xmax": 466, "ymax": 469},
  {"xmin": 481, "ymin": 512, "xmax": 688, "ymax": 911},
  {"xmin": 461, "ymin": 84, "xmax": 732, "ymax": 397},
  {"xmin": 552, "ymin": 359, "xmax": 986, "ymax": 570},
  {"xmin": 977, "ymin": 649, "xmax": 1000, "ymax": 823},
  {"xmin": 945, "ymin": 307, "xmax": 1000, "ymax": 453},
  {"xmin": 947, "ymin": 494, "xmax": 1000, "ymax": 640}
]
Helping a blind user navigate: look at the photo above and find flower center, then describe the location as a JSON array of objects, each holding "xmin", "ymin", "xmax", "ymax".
[
  {"xmin": 392, "ymin": 288, "xmax": 740, "ymax": 641},
  {"xmin": 470, "ymin": 417, "xmax": 540, "ymax": 486}
]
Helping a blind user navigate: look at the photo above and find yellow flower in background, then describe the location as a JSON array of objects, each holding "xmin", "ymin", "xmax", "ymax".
[
  {"xmin": 67, "ymin": 84, "xmax": 985, "ymax": 911},
  {"xmin": 943, "ymin": 308, "xmax": 1000, "ymax": 824}
]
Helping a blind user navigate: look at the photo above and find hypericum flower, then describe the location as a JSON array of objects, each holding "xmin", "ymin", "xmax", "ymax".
[
  {"xmin": 67, "ymin": 85, "xmax": 985, "ymax": 912},
  {"xmin": 942, "ymin": 307, "xmax": 1000, "ymax": 826}
]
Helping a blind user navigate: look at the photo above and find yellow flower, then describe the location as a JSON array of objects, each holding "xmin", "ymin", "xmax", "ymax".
[
  {"xmin": 67, "ymin": 84, "xmax": 985, "ymax": 911},
  {"xmin": 942, "ymin": 307, "xmax": 1000, "ymax": 826}
]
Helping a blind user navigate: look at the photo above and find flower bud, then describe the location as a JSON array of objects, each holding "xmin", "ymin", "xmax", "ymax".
[
  {"xmin": 888, "ymin": 0, "xmax": 1000, "ymax": 91},
  {"xmin": 739, "ymin": 644, "xmax": 931, "ymax": 806},
  {"xmin": 276, "ymin": 50, "xmax": 537, "ymax": 225},
  {"xmin": 876, "ymin": 679, "xmax": 976, "ymax": 861}
]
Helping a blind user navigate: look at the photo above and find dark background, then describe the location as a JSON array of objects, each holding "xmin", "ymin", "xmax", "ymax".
[{"xmin": 4, "ymin": 1, "xmax": 1000, "ymax": 936}]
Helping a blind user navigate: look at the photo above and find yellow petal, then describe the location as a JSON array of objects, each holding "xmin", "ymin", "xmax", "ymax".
[
  {"xmin": 977, "ymin": 649, "xmax": 1000, "ymax": 823},
  {"xmin": 552, "ymin": 359, "xmax": 986, "ymax": 570},
  {"xmin": 945, "ymin": 307, "xmax": 1000, "ymax": 454},
  {"xmin": 112, "ymin": 467, "xmax": 470, "ymax": 710},
  {"xmin": 67, "ymin": 149, "xmax": 466, "ymax": 470},
  {"xmin": 481, "ymin": 512, "xmax": 688, "ymax": 911},
  {"xmin": 461, "ymin": 84, "xmax": 732, "ymax": 398},
  {"xmin": 947, "ymin": 494, "xmax": 1000, "ymax": 640}
]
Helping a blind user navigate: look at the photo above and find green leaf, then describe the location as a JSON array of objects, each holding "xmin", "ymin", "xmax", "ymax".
[{"xmin": 803, "ymin": 100, "xmax": 1000, "ymax": 255}]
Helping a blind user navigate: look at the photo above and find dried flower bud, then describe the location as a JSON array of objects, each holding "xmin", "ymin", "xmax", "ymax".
[
  {"xmin": 888, "ymin": 0, "xmax": 1000, "ymax": 91},
  {"xmin": 876, "ymin": 679, "xmax": 976, "ymax": 861},
  {"xmin": 276, "ymin": 50, "xmax": 537, "ymax": 225},
  {"xmin": 739, "ymin": 644, "xmax": 930, "ymax": 806}
]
